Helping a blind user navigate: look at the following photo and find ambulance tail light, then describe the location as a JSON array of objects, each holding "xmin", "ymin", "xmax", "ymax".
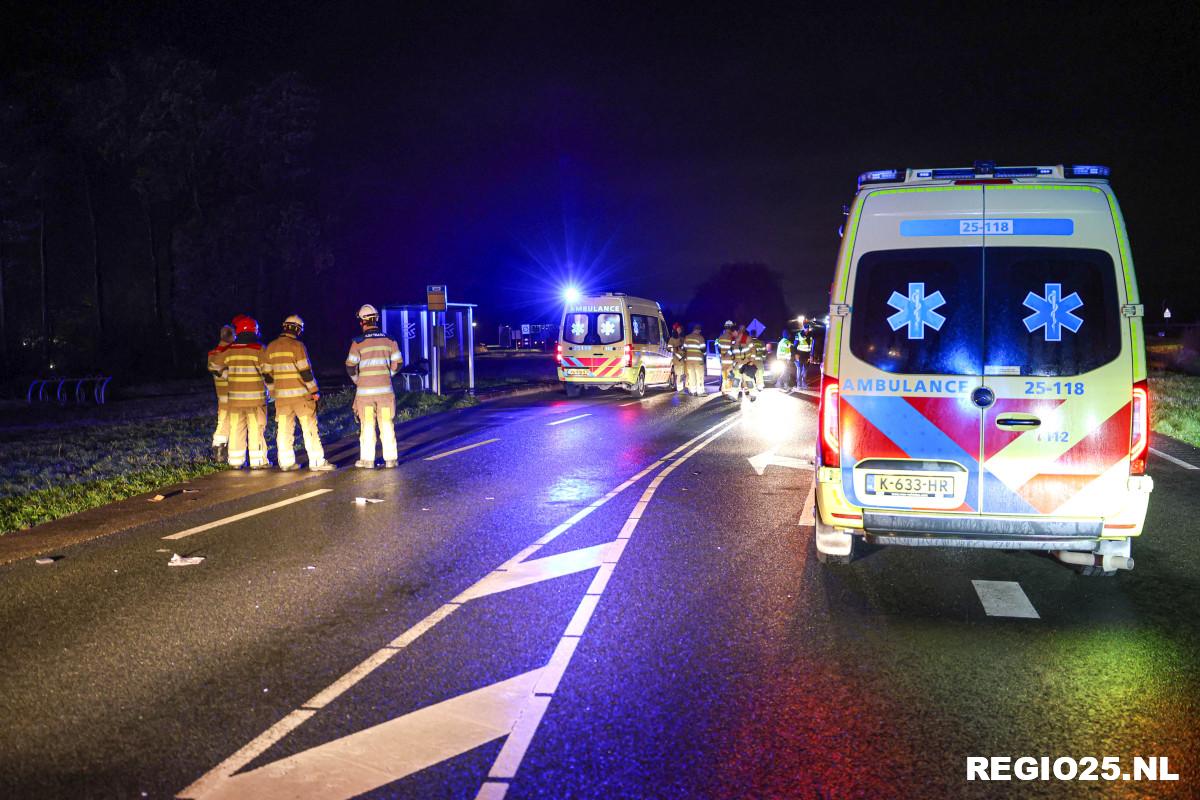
[
  {"xmin": 1130, "ymin": 380, "xmax": 1149, "ymax": 475},
  {"xmin": 555, "ymin": 342, "xmax": 563, "ymax": 366},
  {"xmin": 819, "ymin": 375, "xmax": 840, "ymax": 468},
  {"xmin": 625, "ymin": 343, "xmax": 634, "ymax": 368}
]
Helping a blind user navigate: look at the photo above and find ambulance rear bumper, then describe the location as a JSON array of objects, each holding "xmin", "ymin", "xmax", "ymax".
[{"xmin": 863, "ymin": 512, "xmax": 1102, "ymax": 550}]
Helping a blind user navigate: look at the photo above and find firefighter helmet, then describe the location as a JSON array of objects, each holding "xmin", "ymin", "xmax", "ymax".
[
  {"xmin": 672, "ymin": 322, "xmax": 683, "ymax": 333},
  {"xmin": 723, "ymin": 319, "xmax": 734, "ymax": 328},
  {"xmin": 357, "ymin": 304, "xmax": 379, "ymax": 322},
  {"xmin": 283, "ymin": 314, "xmax": 305, "ymax": 334},
  {"xmin": 232, "ymin": 314, "xmax": 259, "ymax": 336}
]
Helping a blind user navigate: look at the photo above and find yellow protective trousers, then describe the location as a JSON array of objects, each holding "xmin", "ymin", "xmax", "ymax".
[
  {"xmin": 276, "ymin": 403, "xmax": 325, "ymax": 469},
  {"xmin": 227, "ymin": 407, "xmax": 268, "ymax": 467},
  {"xmin": 211, "ymin": 405, "xmax": 230, "ymax": 446},
  {"xmin": 359, "ymin": 403, "xmax": 398, "ymax": 464},
  {"xmin": 686, "ymin": 362, "xmax": 706, "ymax": 395}
]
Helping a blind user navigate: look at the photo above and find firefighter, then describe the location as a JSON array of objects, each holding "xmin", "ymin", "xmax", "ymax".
[
  {"xmin": 682, "ymin": 323, "xmax": 707, "ymax": 396},
  {"xmin": 751, "ymin": 333, "xmax": 767, "ymax": 393},
  {"xmin": 774, "ymin": 328, "xmax": 794, "ymax": 391},
  {"xmin": 716, "ymin": 320, "xmax": 736, "ymax": 398},
  {"xmin": 732, "ymin": 324, "xmax": 757, "ymax": 401},
  {"xmin": 215, "ymin": 314, "xmax": 270, "ymax": 469},
  {"xmin": 206, "ymin": 324, "xmax": 235, "ymax": 462},
  {"xmin": 346, "ymin": 304, "xmax": 402, "ymax": 468},
  {"xmin": 264, "ymin": 315, "xmax": 334, "ymax": 472},
  {"xmin": 666, "ymin": 322, "xmax": 686, "ymax": 393}
]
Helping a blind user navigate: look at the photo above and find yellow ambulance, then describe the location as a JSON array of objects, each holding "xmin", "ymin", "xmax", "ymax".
[
  {"xmin": 814, "ymin": 163, "xmax": 1152, "ymax": 575},
  {"xmin": 557, "ymin": 293, "xmax": 674, "ymax": 398}
]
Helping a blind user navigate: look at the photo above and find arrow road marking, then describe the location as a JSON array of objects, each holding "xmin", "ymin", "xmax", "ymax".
[
  {"xmin": 747, "ymin": 448, "xmax": 813, "ymax": 475},
  {"xmin": 188, "ymin": 669, "xmax": 544, "ymax": 800},
  {"xmin": 179, "ymin": 411, "xmax": 739, "ymax": 800}
]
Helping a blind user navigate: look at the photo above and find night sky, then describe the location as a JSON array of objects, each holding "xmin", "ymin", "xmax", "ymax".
[{"xmin": 6, "ymin": 1, "xmax": 1199, "ymax": 326}]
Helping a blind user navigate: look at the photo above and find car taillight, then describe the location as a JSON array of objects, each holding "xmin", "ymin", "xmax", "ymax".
[
  {"xmin": 555, "ymin": 343, "xmax": 563, "ymax": 366},
  {"xmin": 1130, "ymin": 379, "xmax": 1149, "ymax": 475},
  {"xmin": 819, "ymin": 375, "xmax": 840, "ymax": 467},
  {"xmin": 625, "ymin": 343, "xmax": 633, "ymax": 367}
]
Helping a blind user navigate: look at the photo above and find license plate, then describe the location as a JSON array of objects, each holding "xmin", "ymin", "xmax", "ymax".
[
  {"xmin": 564, "ymin": 369, "xmax": 589, "ymax": 376},
  {"xmin": 865, "ymin": 473, "xmax": 956, "ymax": 498}
]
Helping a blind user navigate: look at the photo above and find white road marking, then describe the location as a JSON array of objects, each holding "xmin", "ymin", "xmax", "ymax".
[
  {"xmin": 424, "ymin": 438, "xmax": 500, "ymax": 461},
  {"xmin": 475, "ymin": 414, "xmax": 742, "ymax": 789},
  {"xmin": 162, "ymin": 489, "xmax": 332, "ymax": 540},
  {"xmin": 618, "ymin": 400, "xmax": 639, "ymax": 407},
  {"xmin": 454, "ymin": 544, "xmax": 609, "ymax": 603},
  {"xmin": 180, "ymin": 411, "xmax": 740, "ymax": 799},
  {"xmin": 747, "ymin": 448, "xmax": 813, "ymax": 475},
  {"xmin": 972, "ymin": 580, "xmax": 1040, "ymax": 619},
  {"xmin": 184, "ymin": 670, "xmax": 544, "ymax": 800},
  {"xmin": 1150, "ymin": 447, "xmax": 1199, "ymax": 470},
  {"xmin": 476, "ymin": 781, "xmax": 511, "ymax": 800},
  {"xmin": 547, "ymin": 413, "xmax": 591, "ymax": 426},
  {"xmin": 799, "ymin": 488, "xmax": 815, "ymax": 528}
]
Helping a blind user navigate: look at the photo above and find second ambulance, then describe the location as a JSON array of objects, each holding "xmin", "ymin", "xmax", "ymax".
[{"xmin": 814, "ymin": 163, "xmax": 1152, "ymax": 575}]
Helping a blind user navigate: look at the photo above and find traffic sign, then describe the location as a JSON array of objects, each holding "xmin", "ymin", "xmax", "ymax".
[
  {"xmin": 427, "ymin": 285, "xmax": 447, "ymax": 311},
  {"xmin": 747, "ymin": 318, "xmax": 766, "ymax": 338}
]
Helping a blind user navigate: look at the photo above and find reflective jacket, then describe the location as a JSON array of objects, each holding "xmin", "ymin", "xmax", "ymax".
[
  {"xmin": 264, "ymin": 334, "xmax": 318, "ymax": 410},
  {"xmin": 666, "ymin": 335, "xmax": 685, "ymax": 363},
  {"xmin": 216, "ymin": 334, "xmax": 269, "ymax": 410},
  {"xmin": 207, "ymin": 342, "xmax": 231, "ymax": 405},
  {"xmin": 717, "ymin": 331, "xmax": 736, "ymax": 364},
  {"xmin": 682, "ymin": 332, "xmax": 706, "ymax": 362},
  {"xmin": 749, "ymin": 337, "xmax": 766, "ymax": 364},
  {"xmin": 777, "ymin": 336, "xmax": 792, "ymax": 359},
  {"xmin": 346, "ymin": 328, "xmax": 401, "ymax": 410}
]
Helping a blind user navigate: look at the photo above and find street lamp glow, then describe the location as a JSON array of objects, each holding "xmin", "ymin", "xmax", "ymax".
[{"xmin": 563, "ymin": 286, "xmax": 582, "ymax": 304}]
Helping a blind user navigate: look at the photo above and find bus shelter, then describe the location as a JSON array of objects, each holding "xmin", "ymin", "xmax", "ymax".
[{"xmin": 380, "ymin": 302, "xmax": 477, "ymax": 394}]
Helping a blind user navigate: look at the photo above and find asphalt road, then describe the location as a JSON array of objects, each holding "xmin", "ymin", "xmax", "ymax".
[{"xmin": 1, "ymin": 384, "xmax": 1197, "ymax": 799}]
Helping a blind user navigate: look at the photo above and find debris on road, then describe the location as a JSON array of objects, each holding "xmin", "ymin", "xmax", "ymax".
[
  {"xmin": 168, "ymin": 553, "xmax": 205, "ymax": 567},
  {"xmin": 354, "ymin": 497, "xmax": 384, "ymax": 505},
  {"xmin": 304, "ymin": 565, "xmax": 317, "ymax": 570},
  {"xmin": 35, "ymin": 556, "xmax": 63, "ymax": 565},
  {"xmin": 147, "ymin": 494, "xmax": 167, "ymax": 503}
]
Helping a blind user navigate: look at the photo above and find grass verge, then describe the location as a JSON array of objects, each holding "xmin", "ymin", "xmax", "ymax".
[
  {"xmin": 0, "ymin": 387, "xmax": 476, "ymax": 534},
  {"xmin": 1150, "ymin": 372, "xmax": 1200, "ymax": 448}
]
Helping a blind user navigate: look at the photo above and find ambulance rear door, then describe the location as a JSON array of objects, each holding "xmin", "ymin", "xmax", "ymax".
[{"xmin": 978, "ymin": 185, "xmax": 1132, "ymax": 518}]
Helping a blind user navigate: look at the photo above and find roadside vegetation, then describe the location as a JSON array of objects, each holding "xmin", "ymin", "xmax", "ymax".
[
  {"xmin": 1149, "ymin": 371, "xmax": 1200, "ymax": 449},
  {"xmin": 0, "ymin": 387, "xmax": 476, "ymax": 534}
]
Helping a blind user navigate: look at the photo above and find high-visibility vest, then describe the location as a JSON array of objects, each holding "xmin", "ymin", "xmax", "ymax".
[
  {"xmin": 777, "ymin": 337, "xmax": 792, "ymax": 358},
  {"xmin": 682, "ymin": 333, "xmax": 706, "ymax": 362},
  {"xmin": 218, "ymin": 340, "xmax": 268, "ymax": 410},
  {"xmin": 265, "ymin": 334, "xmax": 319, "ymax": 408},
  {"xmin": 717, "ymin": 333, "xmax": 735, "ymax": 363},
  {"xmin": 797, "ymin": 334, "xmax": 812, "ymax": 353}
]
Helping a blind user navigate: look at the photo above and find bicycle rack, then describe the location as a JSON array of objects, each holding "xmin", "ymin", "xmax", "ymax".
[{"xmin": 26, "ymin": 376, "xmax": 113, "ymax": 405}]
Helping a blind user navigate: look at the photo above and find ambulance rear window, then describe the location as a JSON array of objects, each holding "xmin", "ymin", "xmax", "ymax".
[
  {"xmin": 562, "ymin": 312, "xmax": 624, "ymax": 345},
  {"xmin": 983, "ymin": 247, "xmax": 1121, "ymax": 376},
  {"xmin": 849, "ymin": 247, "xmax": 983, "ymax": 375}
]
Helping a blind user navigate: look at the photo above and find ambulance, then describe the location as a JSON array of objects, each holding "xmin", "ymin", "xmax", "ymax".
[
  {"xmin": 556, "ymin": 293, "xmax": 674, "ymax": 398},
  {"xmin": 814, "ymin": 163, "xmax": 1152, "ymax": 575}
]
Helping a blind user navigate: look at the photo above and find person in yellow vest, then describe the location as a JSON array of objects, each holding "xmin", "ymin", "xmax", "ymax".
[
  {"xmin": 716, "ymin": 320, "xmax": 736, "ymax": 399},
  {"xmin": 206, "ymin": 324, "xmax": 235, "ymax": 462},
  {"xmin": 666, "ymin": 322, "xmax": 686, "ymax": 393},
  {"xmin": 795, "ymin": 323, "xmax": 814, "ymax": 390},
  {"xmin": 214, "ymin": 314, "xmax": 270, "ymax": 469},
  {"xmin": 346, "ymin": 304, "xmax": 402, "ymax": 468},
  {"xmin": 682, "ymin": 323, "xmax": 707, "ymax": 396},
  {"xmin": 264, "ymin": 315, "xmax": 334, "ymax": 472}
]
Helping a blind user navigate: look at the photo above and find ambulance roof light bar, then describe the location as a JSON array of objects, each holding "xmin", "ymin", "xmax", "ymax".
[{"xmin": 856, "ymin": 168, "xmax": 903, "ymax": 188}]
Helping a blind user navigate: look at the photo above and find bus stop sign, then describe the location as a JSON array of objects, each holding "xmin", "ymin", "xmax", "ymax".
[{"xmin": 427, "ymin": 285, "xmax": 447, "ymax": 311}]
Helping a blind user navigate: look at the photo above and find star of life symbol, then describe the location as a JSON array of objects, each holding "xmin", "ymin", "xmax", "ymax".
[
  {"xmin": 887, "ymin": 282, "xmax": 947, "ymax": 339},
  {"xmin": 1022, "ymin": 283, "xmax": 1083, "ymax": 341},
  {"xmin": 570, "ymin": 319, "xmax": 587, "ymax": 339}
]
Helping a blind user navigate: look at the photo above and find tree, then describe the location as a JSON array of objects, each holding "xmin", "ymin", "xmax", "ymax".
[{"xmin": 682, "ymin": 262, "xmax": 792, "ymax": 338}]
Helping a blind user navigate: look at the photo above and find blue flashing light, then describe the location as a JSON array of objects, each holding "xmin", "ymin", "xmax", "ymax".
[
  {"xmin": 931, "ymin": 167, "xmax": 975, "ymax": 180},
  {"xmin": 1038, "ymin": 168, "xmax": 1053, "ymax": 175},
  {"xmin": 562, "ymin": 286, "xmax": 582, "ymax": 304},
  {"xmin": 973, "ymin": 160, "xmax": 996, "ymax": 175},
  {"xmin": 994, "ymin": 166, "xmax": 1040, "ymax": 178},
  {"xmin": 916, "ymin": 170, "xmax": 932, "ymax": 178},
  {"xmin": 1067, "ymin": 164, "xmax": 1111, "ymax": 178},
  {"xmin": 857, "ymin": 168, "xmax": 902, "ymax": 188}
]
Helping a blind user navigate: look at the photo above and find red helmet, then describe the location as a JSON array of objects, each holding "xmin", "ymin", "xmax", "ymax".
[{"xmin": 232, "ymin": 314, "xmax": 259, "ymax": 336}]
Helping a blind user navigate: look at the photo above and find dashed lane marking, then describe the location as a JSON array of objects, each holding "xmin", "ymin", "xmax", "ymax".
[
  {"xmin": 162, "ymin": 489, "xmax": 333, "ymax": 541},
  {"xmin": 972, "ymin": 580, "xmax": 1040, "ymax": 619},
  {"xmin": 547, "ymin": 413, "xmax": 591, "ymax": 426},
  {"xmin": 424, "ymin": 438, "xmax": 500, "ymax": 461},
  {"xmin": 1150, "ymin": 447, "xmax": 1199, "ymax": 470},
  {"xmin": 179, "ymin": 411, "xmax": 739, "ymax": 800}
]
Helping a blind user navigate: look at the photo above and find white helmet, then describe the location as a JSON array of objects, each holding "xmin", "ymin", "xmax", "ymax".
[
  {"xmin": 283, "ymin": 314, "xmax": 304, "ymax": 333},
  {"xmin": 357, "ymin": 304, "xmax": 379, "ymax": 322},
  {"xmin": 724, "ymin": 319, "xmax": 734, "ymax": 328}
]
